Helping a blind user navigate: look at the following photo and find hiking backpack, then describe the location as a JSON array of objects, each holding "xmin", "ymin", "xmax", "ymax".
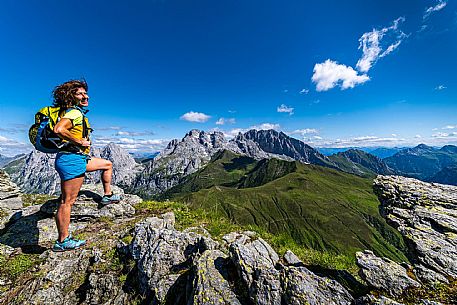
[{"xmin": 28, "ymin": 106, "xmax": 88, "ymax": 153}]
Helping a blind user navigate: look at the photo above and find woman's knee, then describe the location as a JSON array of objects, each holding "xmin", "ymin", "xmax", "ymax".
[{"xmin": 106, "ymin": 160, "xmax": 113, "ymax": 168}]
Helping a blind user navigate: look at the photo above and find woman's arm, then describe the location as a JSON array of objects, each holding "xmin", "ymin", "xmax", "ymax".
[{"xmin": 54, "ymin": 118, "xmax": 90, "ymax": 147}]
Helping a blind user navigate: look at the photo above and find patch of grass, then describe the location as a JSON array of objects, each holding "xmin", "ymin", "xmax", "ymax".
[
  {"xmin": 21, "ymin": 194, "xmax": 57, "ymax": 207},
  {"xmin": 0, "ymin": 254, "xmax": 40, "ymax": 279},
  {"xmin": 398, "ymin": 279, "xmax": 457, "ymax": 305},
  {"xmin": 0, "ymin": 208, "xmax": 9, "ymax": 218},
  {"xmin": 135, "ymin": 200, "xmax": 241, "ymax": 240},
  {"xmin": 121, "ymin": 235, "xmax": 133, "ymax": 245}
]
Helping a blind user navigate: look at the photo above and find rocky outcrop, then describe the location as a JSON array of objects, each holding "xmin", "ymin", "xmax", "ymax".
[
  {"xmin": 0, "ymin": 170, "xmax": 23, "ymax": 231},
  {"xmin": 128, "ymin": 218, "xmax": 354, "ymax": 305},
  {"xmin": 373, "ymin": 175, "xmax": 457, "ymax": 285}
]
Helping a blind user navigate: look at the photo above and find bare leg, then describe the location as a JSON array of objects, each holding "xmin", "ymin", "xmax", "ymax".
[
  {"xmin": 56, "ymin": 176, "xmax": 84, "ymax": 242},
  {"xmin": 86, "ymin": 157, "xmax": 113, "ymax": 195}
]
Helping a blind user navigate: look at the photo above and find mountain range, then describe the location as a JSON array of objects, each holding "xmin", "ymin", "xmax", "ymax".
[{"xmin": 3, "ymin": 130, "xmax": 457, "ymax": 196}]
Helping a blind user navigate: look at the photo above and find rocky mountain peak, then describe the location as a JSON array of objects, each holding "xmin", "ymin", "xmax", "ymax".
[{"xmin": 240, "ymin": 129, "xmax": 332, "ymax": 166}]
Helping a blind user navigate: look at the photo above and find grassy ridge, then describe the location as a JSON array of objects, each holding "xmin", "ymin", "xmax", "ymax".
[{"xmin": 162, "ymin": 151, "xmax": 408, "ymax": 263}]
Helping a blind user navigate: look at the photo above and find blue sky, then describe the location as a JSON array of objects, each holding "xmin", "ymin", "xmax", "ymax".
[{"xmin": 0, "ymin": 0, "xmax": 456, "ymax": 156}]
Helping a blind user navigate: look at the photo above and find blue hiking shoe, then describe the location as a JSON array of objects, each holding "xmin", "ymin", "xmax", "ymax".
[
  {"xmin": 100, "ymin": 193, "xmax": 121, "ymax": 205},
  {"xmin": 52, "ymin": 235, "xmax": 86, "ymax": 252}
]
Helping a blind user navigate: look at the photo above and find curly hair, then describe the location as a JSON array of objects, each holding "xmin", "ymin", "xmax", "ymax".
[{"xmin": 52, "ymin": 79, "xmax": 88, "ymax": 109}]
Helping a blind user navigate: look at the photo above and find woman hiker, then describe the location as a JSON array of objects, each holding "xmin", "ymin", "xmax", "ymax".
[{"xmin": 52, "ymin": 79, "xmax": 121, "ymax": 252}]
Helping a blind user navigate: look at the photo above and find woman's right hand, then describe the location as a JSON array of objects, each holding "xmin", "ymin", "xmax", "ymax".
[{"xmin": 80, "ymin": 138, "xmax": 91, "ymax": 147}]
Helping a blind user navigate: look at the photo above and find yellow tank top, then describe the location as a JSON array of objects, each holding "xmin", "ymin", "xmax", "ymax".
[{"xmin": 61, "ymin": 108, "xmax": 91, "ymax": 154}]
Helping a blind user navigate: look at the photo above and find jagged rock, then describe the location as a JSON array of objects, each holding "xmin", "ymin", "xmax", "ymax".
[
  {"xmin": 2, "ymin": 250, "xmax": 92, "ymax": 305},
  {"xmin": 130, "ymin": 213, "xmax": 217, "ymax": 303},
  {"xmin": 189, "ymin": 250, "xmax": 242, "ymax": 305},
  {"xmin": 356, "ymin": 250, "xmax": 420, "ymax": 297},
  {"xmin": 0, "ymin": 170, "xmax": 24, "ymax": 230},
  {"xmin": 413, "ymin": 264, "xmax": 449, "ymax": 285},
  {"xmin": 281, "ymin": 265, "xmax": 354, "ymax": 305},
  {"xmin": 374, "ymin": 176, "xmax": 457, "ymax": 283},
  {"xmin": 86, "ymin": 273, "xmax": 129, "ymax": 305},
  {"xmin": 283, "ymin": 249, "xmax": 302, "ymax": 266},
  {"xmin": 229, "ymin": 238, "xmax": 281, "ymax": 305},
  {"xmin": 354, "ymin": 294, "xmax": 404, "ymax": 305}
]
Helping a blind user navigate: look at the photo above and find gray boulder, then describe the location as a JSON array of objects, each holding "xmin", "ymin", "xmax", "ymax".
[
  {"xmin": 188, "ymin": 250, "xmax": 242, "ymax": 305},
  {"xmin": 356, "ymin": 250, "xmax": 420, "ymax": 297},
  {"xmin": 281, "ymin": 265, "xmax": 354, "ymax": 305},
  {"xmin": 229, "ymin": 237, "xmax": 281, "ymax": 305},
  {"xmin": 130, "ymin": 213, "xmax": 217, "ymax": 303}
]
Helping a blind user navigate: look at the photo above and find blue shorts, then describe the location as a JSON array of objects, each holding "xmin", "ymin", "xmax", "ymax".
[{"xmin": 55, "ymin": 152, "xmax": 89, "ymax": 181}]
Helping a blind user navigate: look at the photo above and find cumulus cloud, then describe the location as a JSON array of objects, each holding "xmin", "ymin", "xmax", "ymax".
[
  {"xmin": 312, "ymin": 59, "xmax": 370, "ymax": 91},
  {"xmin": 277, "ymin": 104, "xmax": 294, "ymax": 115},
  {"xmin": 180, "ymin": 111, "xmax": 211, "ymax": 123},
  {"xmin": 424, "ymin": 0, "xmax": 447, "ymax": 19},
  {"xmin": 216, "ymin": 118, "xmax": 236, "ymax": 125},
  {"xmin": 443, "ymin": 125, "xmax": 457, "ymax": 129},
  {"xmin": 299, "ymin": 89, "xmax": 309, "ymax": 94},
  {"xmin": 435, "ymin": 85, "xmax": 447, "ymax": 90},
  {"xmin": 356, "ymin": 17, "xmax": 407, "ymax": 73},
  {"xmin": 251, "ymin": 123, "xmax": 281, "ymax": 131},
  {"xmin": 288, "ymin": 129, "xmax": 319, "ymax": 136}
]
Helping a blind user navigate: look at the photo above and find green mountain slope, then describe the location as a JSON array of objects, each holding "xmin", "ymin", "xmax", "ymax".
[
  {"xmin": 384, "ymin": 144, "xmax": 457, "ymax": 180},
  {"xmin": 328, "ymin": 149, "xmax": 394, "ymax": 178},
  {"xmin": 162, "ymin": 150, "xmax": 408, "ymax": 263}
]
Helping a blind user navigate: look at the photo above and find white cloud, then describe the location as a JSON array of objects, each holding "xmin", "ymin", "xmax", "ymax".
[
  {"xmin": 288, "ymin": 129, "xmax": 319, "ymax": 136},
  {"xmin": 251, "ymin": 123, "xmax": 281, "ymax": 131},
  {"xmin": 299, "ymin": 89, "xmax": 309, "ymax": 94},
  {"xmin": 115, "ymin": 130, "xmax": 155, "ymax": 136},
  {"xmin": 432, "ymin": 132, "xmax": 457, "ymax": 138},
  {"xmin": 277, "ymin": 104, "xmax": 294, "ymax": 115},
  {"xmin": 443, "ymin": 125, "xmax": 457, "ymax": 129},
  {"xmin": 0, "ymin": 134, "xmax": 32, "ymax": 156},
  {"xmin": 415, "ymin": 135, "xmax": 422, "ymax": 138},
  {"xmin": 424, "ymin": 0, "xmax": 447, "ymax": 19},
  {"xmin": 216, "ymin": 118, "xmax": 236, "ymax": 125},
  {"xmin": 356, "ymin": 17, "xmax": 407, "ymax": 73},
  {"xmin": 435, "ymin": 85, "xmax": 447, "ymax": 90},
  {"xmin": 312, "ymin": 59, "xmax": 370, "ymax": 91},
  {"xmin": 93, "ymin": 136, "xmax": 169, "ymax": 152},
  {"xmin": 180, "ymin": 111, "xmax": 211, "ymax": 123}
]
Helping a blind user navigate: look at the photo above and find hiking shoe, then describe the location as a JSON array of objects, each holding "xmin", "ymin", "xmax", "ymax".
[
  {"xmin": 52, "ymin": 235, "xmax": 86, "ymax": 252},
  {"xmin": 100, "ymin": 193, "xmax": 121, "ymax": 205}
]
